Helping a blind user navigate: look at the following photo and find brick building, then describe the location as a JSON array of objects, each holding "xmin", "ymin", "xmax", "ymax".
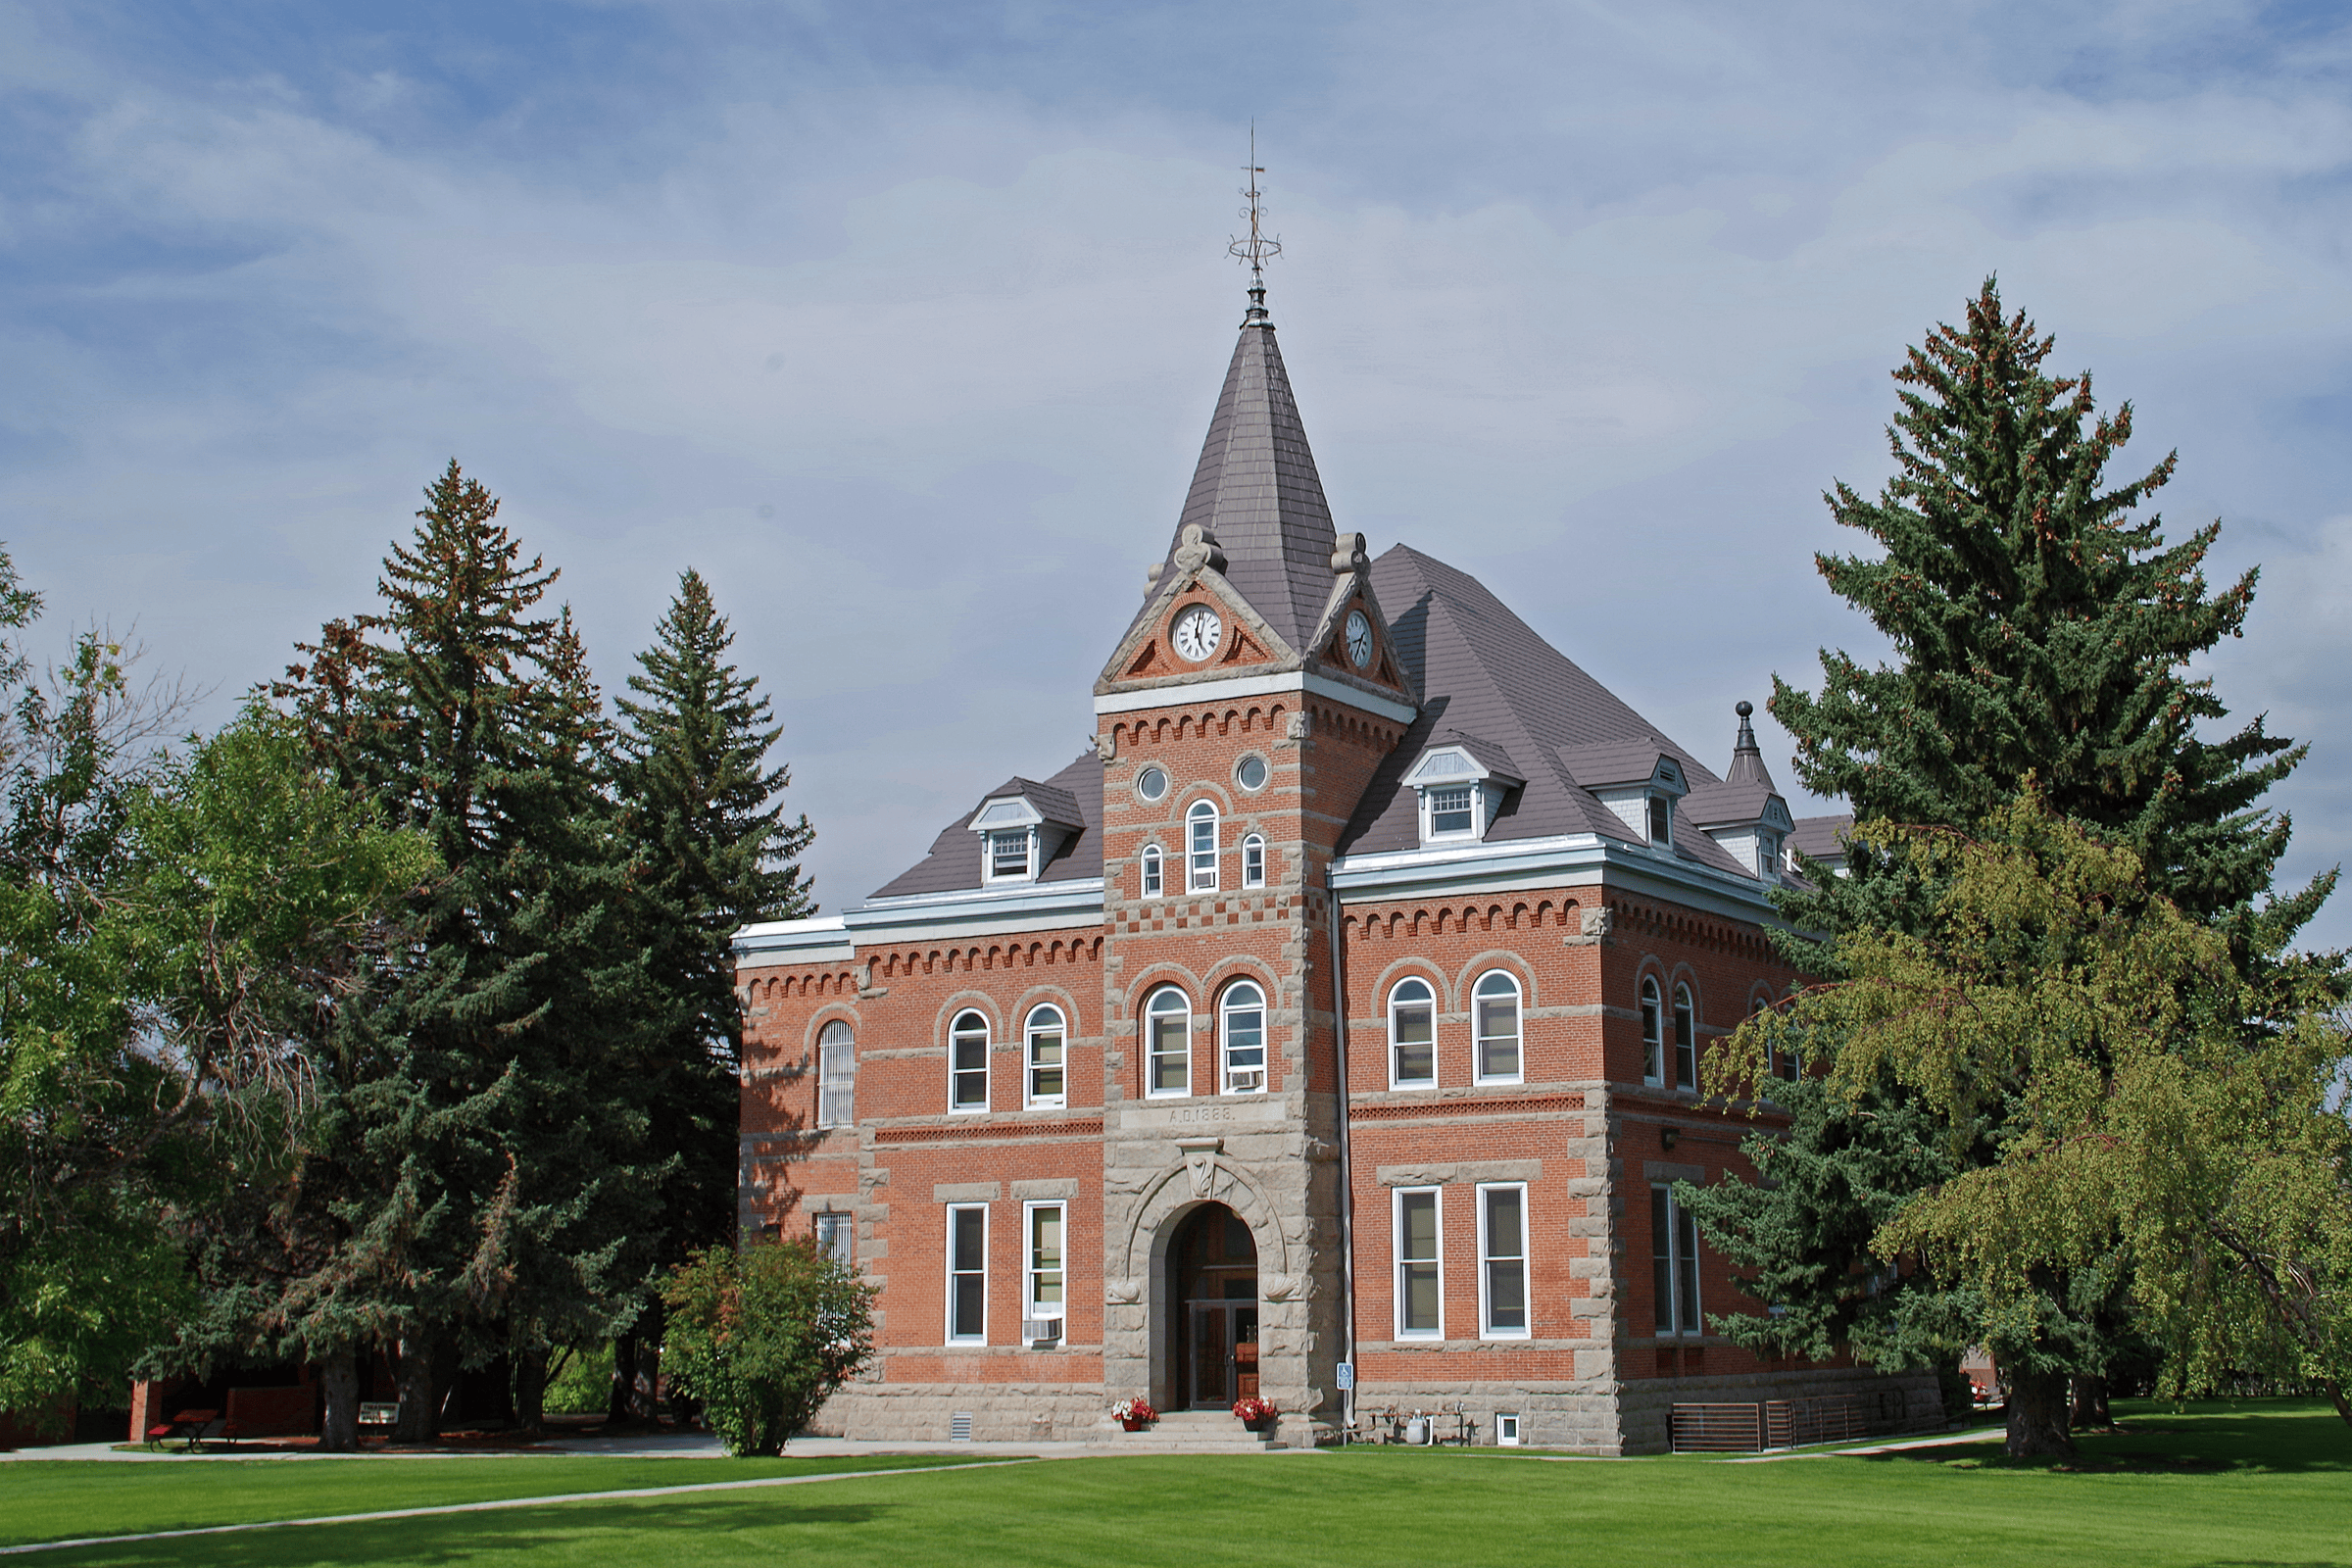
[{"xmin": 734, "ymin": 276, "xmax": 1939, "ymax": 1452}]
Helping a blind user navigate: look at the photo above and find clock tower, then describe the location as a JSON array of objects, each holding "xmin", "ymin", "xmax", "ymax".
[{"xmin": 1087, "ymin": 275, "xmax": 1417, "ymax": 1429}]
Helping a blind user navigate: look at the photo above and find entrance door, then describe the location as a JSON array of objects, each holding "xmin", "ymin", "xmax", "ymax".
[
  {"xmin": 1185, "ymin": 1302, "xmax": 1259, "ymax": 1408},
  {"xmin": 1168, "ymin": 1203, "xmax": 1258, "ymax": 1410}
]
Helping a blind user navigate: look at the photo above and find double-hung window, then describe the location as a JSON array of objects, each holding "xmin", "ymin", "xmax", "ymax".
[
  {"xmin": 1472, "ymin": 971, "xmax": 1522, "ymax": 1083},
  {"xmin": 814, "ymin": 1212, "xmax": 852, "ymax": 1265},
  {"xmin": 1024, "ymin": 1202, "xmax": 1063, "ymax": 1339},
  {"xmin": 1479, "ymin": 1184, "xmax": 1529, "ymax": 1338},
  {"xmin": 1673, "ymin": 983, "xmax": 1696, "ymax": 1091},
  {"xmin": 1187, "ymin": 802, "xmax": 1219, "ymax": 892},
  {"xmin": 817, "ymin": 1020, "xmax": 856, "ymax": 1127},
  {"xmin": 1651, "ymin": 1185, "xmax": 1702, "ymax": 1337},
  {"xmin": 1241, "ymin": 833, "xmax": 1266, "ymax": 888},
  {"xmin": 947, "ymin": 1203, "xmax": 988, "ymax": 1344},
  {"xmin": 1140, "ymin": 844, "xmax": 1163, "ymax": 898},
  {"xmin": 949, "ymin": 1010, "xmax": 989, "ymax": 1112},
  {"xmin": 1146, "ymin": 987, "xmax": 1191, "ymax": 1097},
  {"xmin": 1428, "ymin": 785, "xmax": 1476, "ymax": 837},
  {"xmin": 1221, "ymin": 981, "xmax": 1266, "ymax": 1094},
  {"xmin": 1389, "ymin": 978, "xmax": 1436, "ymax": 1088},
  {"xmin": 988, "ymin": 827, "xmax": 1033, "ymax": 881},
  {"xmin": 1395, "ymin": 1188, "xmax": 1443, "ymax": 1339},
  {"xmin": 1647, "ymin": 795, "xmax": 1673, "ymax": 847},
  {"xmin": 1025, "ymin": 1004, "xmax": 1065, "ymax": 1107},
  {"xmin": 1639, "ymin": 978, "xmax": 1663, "ymax": 1086}
]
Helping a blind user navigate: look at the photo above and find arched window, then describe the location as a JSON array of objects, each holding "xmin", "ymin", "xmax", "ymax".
[
  {"xmin": 949, "ymin": 1010, "xmax": 988, "ymax": 1112},
  {"xmin": 817, "ymin": 1019, "xmax": 856, "ymax": 1127},
  {"xmin": 1640, "ymin": 977, "xmax": 1663, "ymax": 1086},
  {"xmin": 1145, "ymin": 986, "xmax": 1191, "ymax": 1098},
  {"xmin": 1241, "ymin": 833, "xmax": 1266, "ymax": 888},
  {"xmin": 1221, "ymin": 980, "xmax": 1267, "ymax": 1094},
  {"xmin": 1389, "ymin": 977, "xmax": 1436, "ymax": 1088},
  {"xmin": 1025, "ymin": 1004, "xmax": 1065, "ymax": 1108},
  {"xmin": 1140, "ymin": 843, "xmax": 1163, "ymax": 899},
  {"xmin": 1673, "ymin": 982, "xmax": 1696, "ymax": 1090},
  {"xmin": 1473, "ymin": 971, "xmax": 1523, "ymax": 1084},
  {"xmin": 1187, "ymin": 801, "xmax": 1220, "ymax": 892}
]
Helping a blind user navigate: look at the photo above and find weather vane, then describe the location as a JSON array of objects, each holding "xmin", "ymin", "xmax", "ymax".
[{"xmin": 1228, "ymin": 124, "xmax": 1281, "ymax": 323}]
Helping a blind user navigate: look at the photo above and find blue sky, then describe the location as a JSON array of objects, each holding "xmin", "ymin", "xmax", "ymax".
[{"xmin": 4, "ymin": 0, "xmax": 2349, "ymax": 944}]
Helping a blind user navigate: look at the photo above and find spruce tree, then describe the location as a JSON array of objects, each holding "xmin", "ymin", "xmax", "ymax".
[
  {"xmin": 1690, "ymin": 281, "xmax": 2336, "ymax": 1457},
  {"xmin": 272, "ymin": 462, "xmax": 661, "ymax": 1442},
  {"xmin": 606, "ymin": 568, "xmax": 812, "ymax": 1418}
]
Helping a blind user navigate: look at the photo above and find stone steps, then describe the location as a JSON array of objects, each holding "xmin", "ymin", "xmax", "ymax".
[{"xmin": 1088, "ymin": 1412, "xmax": 1285, "ymax": 1453}]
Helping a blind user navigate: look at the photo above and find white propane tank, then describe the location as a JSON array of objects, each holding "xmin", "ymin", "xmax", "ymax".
[{"xmin": 1405, "ymin": 1415, "xmax": 1431, "ymax": 1446}]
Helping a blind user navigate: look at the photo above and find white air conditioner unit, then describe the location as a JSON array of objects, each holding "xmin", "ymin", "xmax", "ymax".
[
  {"xmin": 1228, "ymin": 1070, "xmax": 1265, "ymax": 1093},
  {"xmin": 1021, "ymin": 1317, "xmax": 1062, "ymax": 1346}
]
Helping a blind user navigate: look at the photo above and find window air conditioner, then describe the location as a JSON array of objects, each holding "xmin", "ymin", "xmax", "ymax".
[
  {"xmin": 1022, "ymin": 1318, "xmax": 1062, "ymax": 1346},
  {"xmin": 1229, "ymin": 1070, "xmax": 1265, "ymax": 1093}
]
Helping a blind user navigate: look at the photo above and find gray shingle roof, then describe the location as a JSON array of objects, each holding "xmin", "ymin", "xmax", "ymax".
[
  {"xmin": 1789, "ymin": 813, "xmax": 1855, "ymax": 867},
  {"xmin": 977, "ymin": 776, "xmax": 1085, "ymax": 831},
  {"xmin": 868, "ymin": 753, "xmax": 1103, "ymax": 899},
  {"xmin": 1341, "ymin": 545, "xmax": 1755, "ymax": 879},
  {"xmin": 1142, "ymin": 318, "xmax": 1338, "ymax": 655}
]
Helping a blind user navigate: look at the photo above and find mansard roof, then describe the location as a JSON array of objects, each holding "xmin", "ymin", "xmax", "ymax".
[
  {"xmin": 869, "ymin": 753, "xmax": 1103, "ymax": 900},
  {"xmin": 1339, "ymin": 545, "xmax": 1755, "ymax": 879},
  {"xmin": 1138, "ymin": 312, "xmax": 1338, "ymax": 655}
]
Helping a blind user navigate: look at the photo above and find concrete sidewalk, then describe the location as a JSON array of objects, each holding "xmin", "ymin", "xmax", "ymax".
[{"xmin": 2, "ymin": 1433, "xmax": 1094, "ymax": 1463}]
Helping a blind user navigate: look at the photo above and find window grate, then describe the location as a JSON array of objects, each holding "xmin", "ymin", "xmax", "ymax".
[{"xmin": 950, "ymin": 1412, "xmax": 973, "ymax": 1442}]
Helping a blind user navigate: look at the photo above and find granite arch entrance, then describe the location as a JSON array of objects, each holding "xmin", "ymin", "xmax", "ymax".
[{"xmin": 1168, "ymin": 1202, "xmax": 1258, "ymax": 1409}]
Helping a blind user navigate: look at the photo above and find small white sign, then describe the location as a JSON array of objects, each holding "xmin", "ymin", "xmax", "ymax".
[{"xmin": 1336, "ymin": 1361, "xmax": 1354, "ymax": 1391}]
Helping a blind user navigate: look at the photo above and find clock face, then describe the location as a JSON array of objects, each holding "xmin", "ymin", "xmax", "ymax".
[
  {"xmin": 1172, "ymin": 605, "xmax": 1223, "ymax": 662},
  {"xmin": 1345, "ymin": 610, "xmax": 1373, "ymax": 668}
]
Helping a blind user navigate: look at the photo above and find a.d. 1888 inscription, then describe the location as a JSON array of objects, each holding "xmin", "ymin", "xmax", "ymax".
[{"xmin": 1120, "ymin": 1097, "xmax": 1288, "ymax": 1132}]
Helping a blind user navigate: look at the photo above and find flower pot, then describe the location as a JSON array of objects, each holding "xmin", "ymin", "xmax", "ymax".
[
  {"xmin": 1121, "ymin": 1417, "xmax": 1148, "ymax": 1432},
  {"xmin": 1243, "ymin": 1418, "xmax": 1271, "ymax": 1433}
]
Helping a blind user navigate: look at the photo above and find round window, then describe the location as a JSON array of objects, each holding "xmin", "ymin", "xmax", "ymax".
[
  {"xmin": 1137, "ymin": 766, "xmax": 1169, "ymax": 803},
  {"xmin": 1236, "ymin": 755, "xmax": 1268, "ymax": 791}
]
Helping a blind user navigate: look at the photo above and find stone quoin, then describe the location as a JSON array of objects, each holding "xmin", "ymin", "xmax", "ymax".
[{"xmin": 733, "ymin": 271, "xmax": 1940, "ymax": 1452}]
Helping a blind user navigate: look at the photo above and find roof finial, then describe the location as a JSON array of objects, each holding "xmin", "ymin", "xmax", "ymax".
[{"xmin": 1228, "ymin": 123, "xmax": 1281, "ymax": 326}]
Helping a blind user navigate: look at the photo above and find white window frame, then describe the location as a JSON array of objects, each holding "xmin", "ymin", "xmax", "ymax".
[
  {"xmin": 814, "ymin": 1211, "xmax": 852, "ymax": 1266},
  {"xmin": 947, "ymin": 1202, "xmax": 988, "ymax": 1345},
  {"xmin": 1186, "ymin": 801, "xmax": 1220, "ymax": 892},
  {"xmin": 1477, "ymin": 1182, "xmax": 1531, "ymax": 1340},
  {"xmin": 985, "ymin": 825, "xmax": 1036, "ymax": 883},
  {"xmin": 1388, "ymin": 976, "xmax": 1437, "ymax": 1089},
  {"xmin": 1394, "ymin": 1186, "xmax": 1444, "ymax": 1341},
  {"xmin": 1651, "ymin": 1184, "xmax": 1703, "ymax": 1338},
  {"xmin": 1145, "ymin": 986, "xmax": 1192, "ymax": 1099},
  {"xmin": 1023, "ymin": 1200, "xmax": 1064, "ymax": 1328},
  {"xmin": 1471, "ymin": 970, "xmax": 1523, "ymax": 1085},
  {"xmin": 1495, "ymin": 1412, "xmax": 1522, "ymax": 1446},
  {"xmin": 1424, "ymin": 782, "xmax": 1480, "ymax": 840},
  {"xmin": 1241, "ymin": 832, "xmax": 1266, "ymax": 888},
  {"xmin": 1673, "ymin": 982, "xmax": 1697, "ymax": 1091},
  {"xmin": 1220, "ymin": 979, "xmax": 1267, "ymax": 1095},
  {"xmin": 1640, "ymin": 977, "xmax": 1663, "ymax": 1087},
  {"xmin": 1757, "ymin": 831, "xmax": 1782, "ymax": 879},
  {"xmin": 949, "ymin": 1009, "xmax": 989, "ymax": 1113},
  {"xmin": 1024, "ymin": 1004, "xmax": 1066, "ymax": 1109},
  {"xmin": 1402, "ymin": 745, "xmax": 1520, "ymax": 848},
  {"xmin": 1140, "ymin": 843, "xmax": 1163, "ymax": 899},
  {"xmin": 816, "ymin": 1019, "xmax": 856, "ymax": 1128}
]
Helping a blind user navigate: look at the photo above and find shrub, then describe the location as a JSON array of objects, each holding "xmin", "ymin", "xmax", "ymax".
[{"xmin": 661, "ymin": 1238, "xmax": 876, "ymax": 1457}]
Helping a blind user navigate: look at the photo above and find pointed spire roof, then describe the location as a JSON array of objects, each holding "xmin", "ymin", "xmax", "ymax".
[
  {"xmin": 1156, "ymin": 303, "xmax": 1339, "ymax": 654},
  {"xmin": 1725, "ymin": 700, "xmax": 1776, "ymax": 790}
]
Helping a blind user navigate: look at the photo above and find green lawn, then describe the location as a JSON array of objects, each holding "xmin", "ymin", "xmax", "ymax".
[{"xmin": 3, "ymin": 1400, "xmax": 2346, "ymax": 1566}]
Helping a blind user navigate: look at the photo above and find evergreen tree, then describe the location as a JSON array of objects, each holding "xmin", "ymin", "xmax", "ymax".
[
  {"xmin": 605, "ymin": 568, "xmax": 812, "ymax": 1418},
  {"xmin": 271, "ymin": 462, "xmax": 662, "ymax": 1443},
  {"xmin": 1690, "ymin": 281, "xmax": 2337, "ymax": 1457}
]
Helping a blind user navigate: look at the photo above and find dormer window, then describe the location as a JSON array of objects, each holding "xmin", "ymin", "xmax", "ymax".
[
  {"xmin": 988, "ymin": 827, "xmax": 1035, "ymax": 880},
  {"xmin": 1403, "ymin": 739, "xmax": 1523, "ymax": 848},
  {"xmin": 968, "ymin": 785, "xmax": 1081, "ymax": 888},
  {"xmin": 1646, "ymin": 796, "xmax": 1672, "ymax": 847}
]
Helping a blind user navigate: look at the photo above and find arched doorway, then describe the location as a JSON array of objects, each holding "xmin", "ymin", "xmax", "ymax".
[{"xmin": 1168, "ymin": 1203, "xmax": 1258, "ymax": 1410}]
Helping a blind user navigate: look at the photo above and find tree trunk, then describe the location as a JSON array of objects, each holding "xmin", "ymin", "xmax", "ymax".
[
  {"xmin": 391, "ymin": 1335, "xmax": 439, "ymax": 1445},
  {"xmin": 2004, "ymin": 1367, "xmax": 2075, "ymax": 1458},
  {"xmin": 2069, "ymin": 1375, "xmax": 2111, "ymax": 1431},
  {"xmin": 514, "ymin": 1345, "xmax": 548, "ymax": 1437},
  {"xmin": 633, "ymin": 1298, "xmax": 665, "ymax": 1423},
  {"xmin": 318, "ymin": 1350, "xmax": 361, "ymax": 1453},
  {"xmin": 607, "ymin": 1329, "xmax": 638, "ymax": 1427}
]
